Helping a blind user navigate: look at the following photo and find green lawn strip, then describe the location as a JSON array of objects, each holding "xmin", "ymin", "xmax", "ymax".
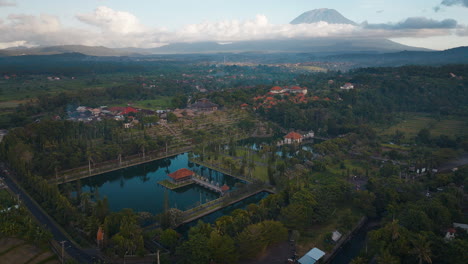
[
  {"xmin": 36, "ymin": 255, "xmax": 58, "ymax": 264},
  {"xmin": 0, "ymin": 241, "xmax": 29, "ymax": 257},
  {"xmin": 327, "ymin": 159, "xmax": 365, "ymax": 178},
  {"xmin": 24, "ymin": 249, "xmax": 50, "ymax": 264},
  {"xmin": 380, "ymin": 143, "xmax": 410, "ymax": 151}
]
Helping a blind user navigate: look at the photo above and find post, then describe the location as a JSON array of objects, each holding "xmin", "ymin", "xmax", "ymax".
[
  {"xmin": 157, "ymin": 250, "xmax": 160, "ymax": 264},
  {"xmin": 60, "ymin": 241, "xmax": 66, "ymax": 264}
]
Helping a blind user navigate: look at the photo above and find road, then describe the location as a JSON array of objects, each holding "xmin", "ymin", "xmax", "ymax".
[{"xmin": 0, "ymin": 166, "xmax": 96, "ymax": 263}]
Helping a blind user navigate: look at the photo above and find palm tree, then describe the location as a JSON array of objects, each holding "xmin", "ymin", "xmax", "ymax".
[
  {"xmin": 411, "ymin": 234, "xmax": 432, "ymax": 264},
  {"xmin": 247, "ymin": 159, "xmax": 255, "ymax": 178}
]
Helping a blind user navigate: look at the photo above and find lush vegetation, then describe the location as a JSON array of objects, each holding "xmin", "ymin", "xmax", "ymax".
[{"xmin": 0, "ymin": 62, "xmax": 467, "ymax": 263}]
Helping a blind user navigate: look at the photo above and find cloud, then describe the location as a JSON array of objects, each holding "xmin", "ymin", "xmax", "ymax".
[
  {"xmin": 0, "ymin": 0, "xmax": 16, "ymax": 7},
  {"xmin": 435, "ymin": 0, "xmax": 468, "ymax": 12},
  {"xmin": 164, "ymin": 15, "xmax": 356, "ymax": 43},
  {"xmin": 440, "ymin": 0, "xmax": 468, "ymax": 7},
  {"xmin": 456, "ymin": 26, "xmax": 468, "ymax": 36},
  {"xmin": 363, "ymin": 17, "xmax": 457, "ymax": 30},
  {"xmin": 0, "ymin": 6, "xmax": 464, "ymax": 49},
  {"xmin": 76, "ymin": 6, "xmax": 146, "ymax": 34}
]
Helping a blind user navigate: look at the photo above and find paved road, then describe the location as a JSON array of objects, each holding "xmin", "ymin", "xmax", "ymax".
[{"xmin": 1, "ymin": 166, "xmax": 96, "ymax": 263}]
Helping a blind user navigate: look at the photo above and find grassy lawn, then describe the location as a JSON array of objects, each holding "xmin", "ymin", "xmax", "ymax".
[
  {"xmin": 297, "ymin": 205, "xmax": 363, "ymax": 255},
  {"xmin": 379, "ymin": 113, "xmax": 468, "ymax": 139},
  {"xmin": 111, "ymin": 97, "xmax": 174, "ymax": 109},
  {"xmin": 327, "ymin": 159, "xmax": 366, "ymax": 178},
  {"xmin": 252, "ymin": 165, "xmax": 268, "ymax": 182},
  {"xmin": 131, "ymin": 97, "xmax": 174, "ymax": 109}
]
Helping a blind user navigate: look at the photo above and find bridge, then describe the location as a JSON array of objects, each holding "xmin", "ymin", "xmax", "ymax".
[{"xmin": 192, "ymin": 175, "xmax": 227, "ymax": 195}]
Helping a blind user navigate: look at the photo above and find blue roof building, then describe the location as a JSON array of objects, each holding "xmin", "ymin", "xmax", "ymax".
[{"xmin": 298, "ymin": 247, "xmax": 326, "ymax": 264}]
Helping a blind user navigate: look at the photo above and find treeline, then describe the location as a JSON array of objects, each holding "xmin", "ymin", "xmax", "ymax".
[
  {"xmin": 355, "ymin": 167, "xmax": 468, "ymax": 264},
  {"xmin": 0, "ymin": 120, "xmax": 170, "ymax": 177},
  {"xmin": 257, "ymin": 65, "xmax": 467, "ymax": 134},
  {"xmin": 159, "ymin": 177, "xmax": 364, "ymax": 263}
]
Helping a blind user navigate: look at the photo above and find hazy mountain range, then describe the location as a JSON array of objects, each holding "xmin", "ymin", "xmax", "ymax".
[{"xmin": 0, "ymin": 9, "xmax": 450, "ymax": 57}]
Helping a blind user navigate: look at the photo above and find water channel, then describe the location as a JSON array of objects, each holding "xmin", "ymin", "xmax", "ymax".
[{"xmin": 75, "ymin": 153, "xmax": 245, "ymax": 215}]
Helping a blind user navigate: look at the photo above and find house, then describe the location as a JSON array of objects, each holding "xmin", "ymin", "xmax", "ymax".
[
  {"xmin": 332, "ymin": 230, "xmax": 342, "ymax": 242},
  {"xmin": 284, "ymin": 132, "xmax": 303, "ymax": 144},
  {"xmin": 340, "ymin": 83, "xmax": 354, "ymax": 90},
  {"xmin": 190, "ymin": 98, "xmax": 218, "ymax": 111},
  {"xmin": 453, "ymin": 222, "xmax": 468, "ymax": 232},
  {"xmin": 298, "ymin": 248, "xmax": 325, "ymax": 264},
  {"xmin": 303, "ymin": 131, "xmax": 315, "ymax": 139},
  {"xmin": 270, "ymin": 86, "xmax": 284, "ymax": 94},
  {"xmin": 240, "ymin": 103, "xmax": 249, "ymax": 110},
  {"xmin": 290, "ymin": 86, "xmax": 308, "ymax": 95},
  {"xmin": 168, "ymin": 168, "xmax": 194, "ymax": 183},
  {"xmin": 445, "ymin": 228, "xmax": 456, "ymax": 240}
]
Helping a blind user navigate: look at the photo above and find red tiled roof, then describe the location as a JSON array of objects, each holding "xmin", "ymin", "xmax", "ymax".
[
  {"xmin": 121, "ymin": 107, "xmax": 138, "ymax": 115},
  {"xmin": 285, "ymin": 132, "xmax": 303, "ymax": 140},
  {"xmin": 168, "ymin": 168, "xmax": 194, "ymax": 180},
  {"xmin": 266, "ymin": 97, "xmax": 274, "ymax": 100},
  {"xmin": 271, "ymin": 86, "xmax": 282, "ymax": 91},
  {"xmin": 108, "ymin": 106, "xmax": 126, "ymax": 112},
  {"xmin": 221, "ymin": 184, "xmax": 230, "ymax": 191},
  {"xmin": 291, "ymin": 86, "xmax": 302, "ymax": 90},
  {"xmin": 240, "ymin": 103, "xmax": 249, "ymax": 107},
  {"xmin": 448, "ymin": 228, "xmax": 456, "ymax": 233}
]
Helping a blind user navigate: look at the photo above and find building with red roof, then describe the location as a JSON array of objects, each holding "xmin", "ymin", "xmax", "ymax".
[
  {"xmin": 270, "ymin": 86, "xmax": 284, "ymax": 94},
  {"xmin": 284, "ymin": 132, "xmax": 303, "ymax": 144},
  {"xmin": 168, "ymin": 168, "xmax": 194, "ymax": 183},
  {"xmin": 121, "ymin": 106, "xmax": 138, "ymax": 115},
  {"xmin": 221, "ymin": 184, "xmax": 230, "ymax": 192}
]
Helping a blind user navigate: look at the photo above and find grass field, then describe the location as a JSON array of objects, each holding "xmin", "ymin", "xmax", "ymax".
[
  {"xmin": 379, "ymin": 113, "xmax": 468, "ymax": 139},
  {"xmin": 0, "ymin": 238, "xmax": 59, "ymax": 264},
  {"xmin": 132, "ymin": 97, "xmax": 174, "ymax": 109}
]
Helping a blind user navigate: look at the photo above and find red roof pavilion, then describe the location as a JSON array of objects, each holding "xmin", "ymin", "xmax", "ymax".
[
  {"xmin": 168, "ymin": 168, "xmax": 194, "ymax": 181},
  {"xmin": 285, "ymin": 132, "xmax": 303, "ymax": 140}
]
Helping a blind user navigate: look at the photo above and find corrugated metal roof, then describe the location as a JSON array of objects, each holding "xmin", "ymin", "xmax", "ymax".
[{"xmin": 298, "ymin": 248, "xmax": 325, "ymax": 264}]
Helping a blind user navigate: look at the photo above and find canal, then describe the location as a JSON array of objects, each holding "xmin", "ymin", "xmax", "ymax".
[{"xmin": 72, "ymin": 153, "xmax": 245, "ymax": 215}]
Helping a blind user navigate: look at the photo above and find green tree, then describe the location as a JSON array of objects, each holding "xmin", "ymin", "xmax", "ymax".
[
  {"xmin": 160, "ymin": 229, "xmax": 179, "ymax": 250},
  {"xmin": 208, "ymin": 231, "xmax": 238, "ymax": 264}
]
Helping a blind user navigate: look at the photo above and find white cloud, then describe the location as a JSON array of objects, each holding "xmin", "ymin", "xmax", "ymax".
[
  {"xmin": 76, "ymin": 6, "xmax": 146, "ymax": 34},
  {"xmin": 0, "ymin": 6, "xmax": 464, "ymax": 49}
]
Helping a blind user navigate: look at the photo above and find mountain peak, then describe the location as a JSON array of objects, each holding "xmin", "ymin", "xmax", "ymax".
[{"xmin": 290, "ymin": 8, "xmax": 357, "ymax": 25}]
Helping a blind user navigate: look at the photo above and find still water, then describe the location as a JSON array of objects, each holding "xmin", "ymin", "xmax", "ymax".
[{"xmin": 76, "ymin": 153, "xmax": 242, "ymax": 215}]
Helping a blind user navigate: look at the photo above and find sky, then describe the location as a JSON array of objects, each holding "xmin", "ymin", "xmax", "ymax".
[{"xmin": 0, "ymin": 0, "xmax": 467, "ymax": 50}]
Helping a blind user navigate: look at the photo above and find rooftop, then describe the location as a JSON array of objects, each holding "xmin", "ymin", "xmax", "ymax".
[
  {"xmin": 285, "ymin": 132, "xmax": 303, "ymax": 140},
  {"xmin": 168, "ymin": 168, "xmax": 194, "ymax": 180}
]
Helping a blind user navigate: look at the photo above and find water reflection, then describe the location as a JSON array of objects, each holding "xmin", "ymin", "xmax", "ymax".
[{"xmin": 74, "ymin": 153, "xmax": 242, "ymax": 214}]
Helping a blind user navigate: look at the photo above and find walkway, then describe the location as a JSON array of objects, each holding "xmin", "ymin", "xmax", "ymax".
[
  {"xmin": 192, "ymin": 177, "xmax": 223, "ymax": 194},
  {"xmin": 50, "ymin": 147, "xmax": 191, "ymax": 185}
]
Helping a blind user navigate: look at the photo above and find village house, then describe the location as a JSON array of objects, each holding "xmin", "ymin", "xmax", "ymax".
[
  {"xmin": 284, "ymin": 132, "xmax": 303, "ymax": 144},
  {"xmin": 168, "ymin": 168, "xmax": 195, "ymax": 184},
  {"xmin": 270, "ymin": 85, "xmax": 307, "ymax": 95},
  {"xmin": 340, "ymin": 82, "xmax": 354, "ymax": 90},
  {"xmin": 290, "ymin": 86, "xmax": 308, "ymax": 94},
  {"xmin": 189, "ymin": 98, "xmax": 218, "ymax": 111},
  {"xmin": 270, "ymin": 86, "xmax": 285, "ymax": 94}
]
